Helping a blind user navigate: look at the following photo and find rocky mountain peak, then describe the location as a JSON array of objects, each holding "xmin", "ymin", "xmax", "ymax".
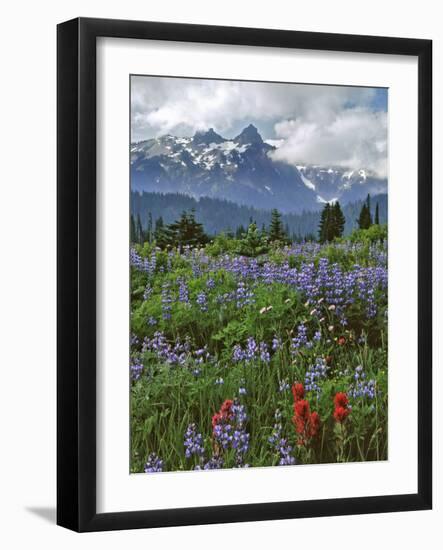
[
  {"xmin": 234, "ymin": 124, "xmax": 263, "ymax": 145},
  {"xmin": 192, "ymin": 127, "xmax": 225, "ymax": 145}
]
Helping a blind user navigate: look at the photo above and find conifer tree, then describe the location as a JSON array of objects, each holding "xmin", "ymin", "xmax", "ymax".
[
  {"xmin": 375, "ymin": 202, "xmax": 380, "ymax": 225},
  {"xmin": 153, "ymin": 216, "xmax": 166, "ymax": 246},
  {"xmin": 154, "ymin": 216, "xmax": 164, "ymax": 236},
  {"xmin": 358, "ymin": 195, "xmax": 373, "ymax": 230},
  {"xmin": 269, "ymin": 209, "xmax": 286, "ymax": 242},
  {"xmin": 159, "ymin": 210, "xmax": 208, "ymax": 250},
  {"xmin": 130, "ymin": 214, "xmax": 136, "ymax": 244},
  {"xmin": 318, "ymin": 203, "xmax": 331, "ymax": 243},
  {"xmin": 147, "ymin": 212, "xmax": 153, "ymax": 243},
  {"xmin": 237, "ymin": 222, "xmax": 269, "ymax": 257},
  {"xmin": 136, "ymin": 214, "xmax": 144, "ymax": 244},
  {"xmin": 318, "ymin": 201, "xmax": 346, "ymax": 242},
  {"xmin": 332, "ymin": 201, "xmax": 346, "ymax": 239}
]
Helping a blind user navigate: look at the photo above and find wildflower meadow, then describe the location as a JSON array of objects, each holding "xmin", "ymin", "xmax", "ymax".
[{"xmin": 130, "ymin": 218, "xmax": 388, "ymax": 473}]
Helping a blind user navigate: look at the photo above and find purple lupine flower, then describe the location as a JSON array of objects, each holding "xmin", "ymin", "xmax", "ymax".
[
  {"xmin": 349, "ymin": 366, "xmax": 376, "ymax": 399},
  {"xmin": 161, "ymin": 282, "xmax": 172, "ymax": 320},
  {"xmin": 268, "ymin": 410, "xmax": 296, "ymax": 466},
  {"xmin": 196, "ymin": 292, "xmax": 208, "ymax": 312},
  {"xmin": 212, "ymin": 399, "xmax": 249, "ymax": 466},
  {"xmin": 236, "ymin": 281, "xmax": 255, "ymax": 308},
  {"xmin": 272, "ymin": 336, "xmax": 282, "ymax": 351},
  {"xmin": 178, "ymin": 277, "xmax": 190, "ymax": 305},
  {"xmin": 259, "ymin": 341, "xmax": 270, "ymax": 363},
  {"xmin": 130, "ymin": 358, "xmax": 143, "ymax": 381},
  {"xmin": 199, "ymin": 456, "xmax": 224, "ymax": 470},
  {"xmin": 245, "ymin": 337, "xmax": 258, "ymax": 361},
  {"xmin": 291, "ymin": 324, "xmax": 309, "ymax": 353},
  {"xmin": 305, "ymin": 357, "xmax": 328, "ymax": 395},
  {"xmin": 184, "ymin": 423, "xmax": 205, "ymax": 459},
  {"xmin": 213, "ymin": 422, "xmax": 233, "ymax": 449},
  {"xmin": 144, "ymin": 453, "xmax": 163, "ymax": 473},
  {"xmin": 206, "ymin": 277, "xmax": 215, "ymax": 290},
  {"xmin": 232, "ymin": 344, "xmax": 245, "ymax": 363}
]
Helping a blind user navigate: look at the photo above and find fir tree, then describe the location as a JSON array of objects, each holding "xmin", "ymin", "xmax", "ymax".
[
  {"xmin": 130, "ymin": 214, "xmax": 136, "ymax": 244},
  {"xmin": 269, "ymin": 209, "xmax": 286, "ymax": 242},
  {"xmin": 358, "ymin": 195, "xmax": 373, "ymax": 230},
  {"xmin": 154, "ymin": 216, "xmax": 167, "ymax": 247},
  {"xmin": 154, "ymin": 216, "xmax": 164, "ymax": 236},
  {"xmin": 136, "ymin": 214, "xmax": 144, "ymax": 244},
  {"xmin": 375, "ymin": 202, "xmax": 380, "ymax": 225},
  {"xmin": 318, "ymin": 202, "xmax": 345, "ymax": 242},
  {"xmin": 159, "ymin": 210, "xmax": 209, "ymax": 250},
  {"xmin": 147, "ymin": 212, "xmax": 153, "ymax": 243},
  {"xmin": 237, "ymin": 223, "xmax": 269, "ymax": 257},
  {"xmin": 332, "ymin": 201, "xmax": 346, "ymax": 239},
  {"xmin": 318, "ymin": 203, "xmax": 331, "ymax": 243}
]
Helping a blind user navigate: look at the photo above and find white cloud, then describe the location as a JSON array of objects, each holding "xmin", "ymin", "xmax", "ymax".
[
  {"xmin": 131, "ymin": 76, "xmax": 387, "ymax": 176},
  {"xmin": 270, "ymin": 108, "xmax": 387, "ymax": 178}
]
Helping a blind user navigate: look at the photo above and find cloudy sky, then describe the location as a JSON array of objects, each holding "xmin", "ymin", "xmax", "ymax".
[{"xmin": 131, "ymin": 76, "xmax": 388, "ymax": 177}]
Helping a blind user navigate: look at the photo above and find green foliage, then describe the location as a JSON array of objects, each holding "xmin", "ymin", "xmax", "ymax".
[
  {"xmin": 358, "ymin": 194, "xmax": 373, "ymax": 230},
  {"xmin": 268, "ymin": 208, "xmax": 287, "ymax": 243},
  {"xmin": 205, "ymin": 233, "xmax": 239, "ymax": 257},
  {"xmin": 131, "ymin": 191, "xmax": 388, "ymax": 241},
  {"xmin": 130, "ymin": 214, "xmax": 136, "ymax": 244},
  {"xmin": 374, "ymin": 202, "xmax": 380, "ymax": 225},
  {"xmin": 349, "ymin": 224, "xmax": 388, "ymax": 244},
  {"xmin": 157, "ymin": 210, "xmax": 209, "ymax": 250},
  {"xmin": 318, "ymin": 201, "xmax": 346, "ymax": 243},
  {"xmin": 236, "ymin": 223, "xmax": 270, "ymax": 257},
  {"xmin": 130, "ymin": 225, "xmax": 388, "ymax": 472}
]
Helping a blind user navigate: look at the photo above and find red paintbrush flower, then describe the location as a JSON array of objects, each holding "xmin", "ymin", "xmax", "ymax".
[
  {"xmin": 333, "ymin": 406, "xmax": 350, "ymax": 423},
  {"xmin": 337, "ymin": 336, "xmax": 346, "ymax": 346},
  {"xmin": 293, "ymin": 399, "xmax": 310, "ymax": 435},
  {"xmin": 212, "ymin": 399, "xmax": 234, "ymax": 432},
  {"xmin": 291, "ymin": 382, "xmax": 305, "ymax": 403},
  {"xmin": 220, "ymin": 399, "xmax": 233, "ymax": 417},
  {"xmin": 292, "ymin": 398, "xmax": 320, "ymax": 442},
  {"xmin": 294, "ymin": 399, "xmax": 310, "ymax": 419},
  {"xmin": 308, "ymin": 411, "xmax": 320, "ymax": 437},
  {"xmin": 334, "ymin": 392, "xmax": 349, "ymax": 409}
]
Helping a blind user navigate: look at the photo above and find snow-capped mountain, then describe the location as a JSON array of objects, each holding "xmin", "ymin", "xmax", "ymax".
[
  {"xmin": 295, "ymin": 165, "xmax": 387, "ymax": 205},
  {"xmin": 131, "ymin": 125, "xmax": 387, "ymax": 213}
]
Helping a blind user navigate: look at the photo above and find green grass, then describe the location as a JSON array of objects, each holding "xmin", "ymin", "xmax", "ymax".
[{"xmin": 130, "ymin": 237, "xmax": 388, "ymax": 472}]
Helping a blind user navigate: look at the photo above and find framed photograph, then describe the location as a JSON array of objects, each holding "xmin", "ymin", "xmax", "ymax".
[{"xmin": 57, "ymin": 17, "xmax": 432, "ymax": 532}]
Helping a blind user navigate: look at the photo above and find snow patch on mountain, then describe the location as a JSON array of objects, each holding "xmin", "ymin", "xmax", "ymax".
[
  {"xmin": 299, "ymin": 173, "xmax": 316, "ymax": 191},
  {"xmin": 131, "ymin": 125, "xmax": 387, "ymax": 213}
]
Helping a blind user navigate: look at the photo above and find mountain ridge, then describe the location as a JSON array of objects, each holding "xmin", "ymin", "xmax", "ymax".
[{"xmin": 131, "ymin": 125, "xmax": 387, "ymax": 213}]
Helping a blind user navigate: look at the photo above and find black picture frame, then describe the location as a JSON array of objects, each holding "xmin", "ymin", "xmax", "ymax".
[{"xmin": 57, "ymin": 17, "xmax": 432, "ymax": 532}]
